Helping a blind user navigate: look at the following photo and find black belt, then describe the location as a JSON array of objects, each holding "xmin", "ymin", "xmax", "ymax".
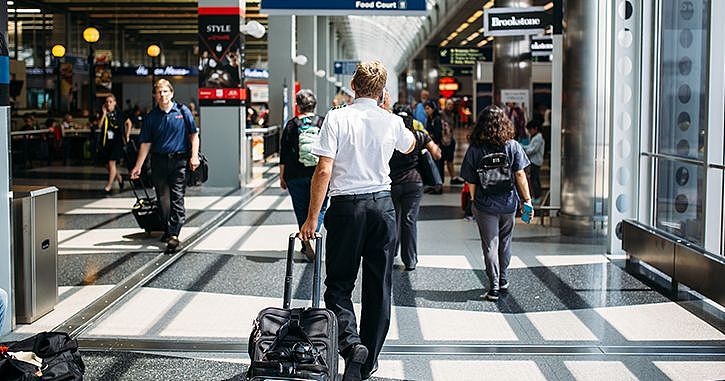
[
  {"xmin": 153, "ymin": 151, "xmax": 188, "ymax": 159},
  {"xmin": 331, "ymin": 191, "xmax": 391, "ymax": 202}
]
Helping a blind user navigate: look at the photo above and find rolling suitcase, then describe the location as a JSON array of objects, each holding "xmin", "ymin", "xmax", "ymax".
[
  {"xmin": 129, "ymin": 178, "xmax": 164, "ymax": 233},
  {"xmin": 247, "ymin": 233, "xmax": 339, "ymax": 381}
]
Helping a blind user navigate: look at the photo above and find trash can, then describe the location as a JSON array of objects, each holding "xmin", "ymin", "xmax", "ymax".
[{"xmin": 12, "ymin": 185, "xmax": 58, "ymax": 324}]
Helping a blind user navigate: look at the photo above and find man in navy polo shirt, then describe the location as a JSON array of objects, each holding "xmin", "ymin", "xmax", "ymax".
[{"xmin": 131, "ymin": 79, "xmax": 199, "ymax": 252}]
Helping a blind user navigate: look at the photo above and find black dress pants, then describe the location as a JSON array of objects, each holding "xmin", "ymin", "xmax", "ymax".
[
  {"xmin": 151, "ymin": 153, "xmax": 188, "ymax": 236},
  {"xmin": 323, "ymin": 191, "xmax": 396, "ymax": 375},
  {"xmin": 391, "ymin": 182, "xmax": 423, "ymax": 269}
]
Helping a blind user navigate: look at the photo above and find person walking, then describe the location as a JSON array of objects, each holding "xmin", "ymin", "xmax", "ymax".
[
  {"xmin": 279, "ymin": 89, "xmax": 328, "ymax": 261},
  {"xmin": 523, "ymin": 120, "xmax": 545, "ymax": 204},
  {"xmin": 130, "ymin": 79, "xmax": 199, "ymax": 252},
  {"xmin": 390, "ymin": 104, "xmax": 441, "ymax": 271},
  {"xmin": 299, "ymin": 61, "xmax": 415, "ymax": 381},
  {"xmin": 460, "ymin": 106, "xmax": 533, "ymax": 301},
  {"xmin": 413, "ymin": 89, "xmax": 429, "ymax": 126},
  {"xmin": 424, "ymin": 100, "xmax": 446, "ymax": 193},
  {"xmin": 100, "ymin": 95, "xmax": 132, "ymax": 193}
]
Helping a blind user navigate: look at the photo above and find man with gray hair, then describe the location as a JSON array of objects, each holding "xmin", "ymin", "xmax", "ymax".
[
  {"xmin": 279, "ymin": 89, "xmax": 327, "ymax": 260},
  {"xmin": 299, "ymin": 61, "xmax": 415, "ymax": 381}
]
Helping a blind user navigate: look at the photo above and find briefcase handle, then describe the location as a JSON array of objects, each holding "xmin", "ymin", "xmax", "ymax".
[{"xmin": 283, "ymin": 233, "xmax": 323, "ymax": 309}]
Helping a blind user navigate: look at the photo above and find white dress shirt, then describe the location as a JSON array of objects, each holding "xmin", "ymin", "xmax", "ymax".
[{"xmin": 312, "ymin": 98, "xmax": 415, "ymax": 196}]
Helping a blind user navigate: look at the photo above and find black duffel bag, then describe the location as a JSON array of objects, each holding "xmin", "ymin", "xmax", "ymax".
[
  {"xmin": 417, "ymin": 148, "xmax": 443, "ymax": 187},
  {"xmin": 186, "ymin": 152, "xmax": 208, "ymax": 186},
  {"xmin": 0, "ymin": 331, "xmax": 85, "ymax": 380}
]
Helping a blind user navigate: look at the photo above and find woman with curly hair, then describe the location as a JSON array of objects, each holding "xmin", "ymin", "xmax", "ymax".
[{"xmin": 460, "ymin": 106, "xmax": 533, "ymax": 301}]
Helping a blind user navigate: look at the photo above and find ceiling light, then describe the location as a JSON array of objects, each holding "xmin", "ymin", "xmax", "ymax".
[
  {"xmin": 487, "ymin": 36, "xmax": 494, "ymax": 41},
  {"xmin": 467, "ymin": 10, "xmax": 483, "ymax": 24},
  {"xmin": 9, "ymin": 8, "xmax": 42, "ymax": 13},
  {"xmin": 477, "ymin": 40, "xmax": 488, "ymax": 47},
  {"xmin": 440, "ymin": 40, "xmax": 449, "ymax": 47},
  {"xmin": 484, "ymin": 1, "xmax": 494, "ymax": 9},
  {"xmin": 544, "ymin": 2, "xmax": 554, "ymax": 11},
  {"xmin": 455, "ymin": 22, "xmax": 470, "ymax": 33}
]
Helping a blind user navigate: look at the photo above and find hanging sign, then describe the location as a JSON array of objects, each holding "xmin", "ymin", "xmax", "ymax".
[
  {"xmin": 198, "ymin": 7, "xmax": 245, "ymax": 106},
  {"xmin": 484, "ymin": 7, "xmax": 550, "ymax": 37},
  {"xmin": 530, "ymin": 36, "xmax": 553, "ymax": 56},
  {"xmin": 261, "ymin": 0, "xmax": 426, "ymax": 15},
  {"xmin": 501, "ymin": 89, "xmax": 529, "ymax": 105},
  {"xmin": 333, "ymin": 61, "xmax": 360, "ymax": 75},
  {"xmin": 438, "ymin": 77, "xmax": 459, "ymax": 99},
  {"xmin": 439, "ymin": 48, "xmax": 489, "ymax": 65}
]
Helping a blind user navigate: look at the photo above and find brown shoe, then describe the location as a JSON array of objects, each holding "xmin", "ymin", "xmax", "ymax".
[{"xmin": 166, "ymin": 236, "xmax": 180, "ymax": 252}]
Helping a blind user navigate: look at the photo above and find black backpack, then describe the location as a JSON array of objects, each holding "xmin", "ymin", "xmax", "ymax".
[
  {"xmin": 476, "ymin": 144, "xmax": 513, "ymax": 195},
  {"xmin": 0, "ymin": 332, "xmax": 85, "ymax": 380}
]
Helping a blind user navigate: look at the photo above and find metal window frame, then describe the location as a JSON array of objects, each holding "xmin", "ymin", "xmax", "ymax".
[{"xmin": 704, "ymin": 0, "xmax": 725, "ymax": 254}]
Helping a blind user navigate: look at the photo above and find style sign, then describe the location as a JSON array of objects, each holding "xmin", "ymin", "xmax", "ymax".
[
  {"xmin": 198, "ymin": 7, "xmax": 245, "ymax": 106},
  {"xmin": 484, "ymin": 7, "xmax": 550, "ymax": 37},
  {"xmin": 261, "ymin": 0, "xmax": 426, "ymax": 15},
  {"xmin": 333, "ymin": 61, "xmax": 360, "ymax": 75}
]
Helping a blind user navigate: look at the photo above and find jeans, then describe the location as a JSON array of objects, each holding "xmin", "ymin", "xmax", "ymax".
[
  {"xmin": 323, "ymin": 192, "xmax": 396, "ymax": 376},
  {"xmin": 151, "ymin": 153, "xmax": 188, "ymax": 236},
  {"xmin": 472, "ymin": 208, "xmax": 515, "ymax": 290},
  {"xmin": 391, "ymin": 182, "xmax": 423, "ymax": 269},
  {"xmin": 286, "ymin": 176, "xmax": 328, "ymax": 231}
]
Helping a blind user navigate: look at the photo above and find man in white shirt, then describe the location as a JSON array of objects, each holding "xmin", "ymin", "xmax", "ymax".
[{"xmin": 300, "ymin": 60, "xmax": 415, "ymax": 381}]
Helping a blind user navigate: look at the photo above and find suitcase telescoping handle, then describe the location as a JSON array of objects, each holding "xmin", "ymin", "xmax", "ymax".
[
  {"xmin": 127, "ymin": 175, "xmax": 153, "ymax": 201},
  {"xmin": 283, "ymin": 232, "xmax": 323, "ymax": 309}
]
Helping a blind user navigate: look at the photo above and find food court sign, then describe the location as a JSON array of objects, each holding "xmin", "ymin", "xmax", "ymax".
[
  {"xmin": 484, "ymin": 7, "xmax": 550, "ymax": 37},
  {"xmin": 261, "ymin": 0, "xmax": 426, "ymax": 15}
]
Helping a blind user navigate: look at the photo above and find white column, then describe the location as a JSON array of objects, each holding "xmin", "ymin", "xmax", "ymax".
[
  {"xmin": 296, "ymin": 16, "xmax": 317, "ymax": 93},
  {"xmin": 0, "ymin": 2, "xmax": 14, "ymax": 335},
  {"xmin": 268, "ymin": 15, "xmax": 296, "ymax": 127}
]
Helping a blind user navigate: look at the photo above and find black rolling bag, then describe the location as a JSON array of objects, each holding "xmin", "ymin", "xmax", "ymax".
[
  {"xmin": 247, "ymin": 233, "xmax": 338, "ymax": 381},
  {"xmin": 129, "ymin": 178, "xmax": 164, "ymax": 233}
]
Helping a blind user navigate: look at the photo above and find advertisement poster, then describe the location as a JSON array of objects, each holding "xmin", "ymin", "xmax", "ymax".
[
  {"xmin": 198, "ymin": 8, "xmax": 245, "ymax": 106},
  {"xmin": 94, "ymin": 50, "xmax": 112, "ymax": 97}
]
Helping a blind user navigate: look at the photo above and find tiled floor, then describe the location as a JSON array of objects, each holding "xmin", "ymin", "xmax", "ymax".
[{"xmin": 5, "ymin": 152, "xmax": 725, "ymax": 380}]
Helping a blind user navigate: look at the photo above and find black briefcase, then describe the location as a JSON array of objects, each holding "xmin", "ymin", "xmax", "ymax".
[
  {"xmin": 186, "ymin": 152, "xmax": 208, "ymax": 186},
  {"xmin": 247, "ymin": 234, "xmax": 338, "ymax": 381}
]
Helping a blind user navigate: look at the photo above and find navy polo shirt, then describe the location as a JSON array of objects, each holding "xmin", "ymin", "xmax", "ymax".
[{"xmin": 139, "ymin": 102, "xmax": 198, "ymax": 154}]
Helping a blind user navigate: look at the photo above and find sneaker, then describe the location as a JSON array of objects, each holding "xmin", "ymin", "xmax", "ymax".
[
  {"xmin": 464, "ymin": 215, "xmax": 475, "ymax": 222},
  {"xmin": 166, "ymin": 236, "xmax": 180, "ymax": 252},
  {"xmin": 500, "ymin": 280, "xmax": 510, "ymax": 291},
  {"xmin": 343, "ymin": 344, "xmax": 369, "ymax": 381},
  {"xmin": 482, "ymin": 289, "xmax": 500, "ymax": 301},
  {"xmin": 301, "ymin": 240, "xmax": 315, "ymax": 262},
  {"xmin": 451, "ymin": 176, "xmax": 465, "ymax": 185}
]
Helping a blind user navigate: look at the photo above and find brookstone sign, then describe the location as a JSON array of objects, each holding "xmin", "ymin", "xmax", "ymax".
[{"xmin": 484, "ymin": 7, "xmax": 551, "ymax": 37}]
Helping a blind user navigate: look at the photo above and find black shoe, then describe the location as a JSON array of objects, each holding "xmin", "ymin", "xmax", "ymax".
[
  {"xmin": 118, "ymin": 179, "xmax": 125, "ymax": 191},
  {"xmin": 343, "ymin": 344, "xmax": 369, "ymax": 381},
  {"xmin": 166, "ymin": 236, "xmax": 180, "ymax": 252},
  {"xmin": 500, "ymin": 280, "xmax": 510, "ymax": 291},
  {"xmin": 451, "ymin": 177, "xmax": 465, "ymax": 185},
  {"xmin": 483, "ymin": 289, "xmax": 500, "ymax": 301},
  {"xmin": 159, "ymin": 233, "xmax": 171, "ymax": 243},
  {"xmin": 404, "ymin": 266, "xmax": 416, "ymax": 272},
  {"xmin": 362, "ymin": 361, "xmax": 379, "ymax": 380}
]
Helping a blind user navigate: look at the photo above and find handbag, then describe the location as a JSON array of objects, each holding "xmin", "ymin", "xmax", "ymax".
[{"xmin": 417, "ymin": 149, "xmax": 443, "ymax": 187}]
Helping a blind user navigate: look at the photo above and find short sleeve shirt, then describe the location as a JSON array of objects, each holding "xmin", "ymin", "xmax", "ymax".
[
  {"xmin": 460, "ymin": 140, "xmax": 530, "ymax": 214},
  {"xmin": 139, "ymin": 102, "xmax": 197, "ymax": 154},
  {"xmin": 312, "ymin": 98, "xmax": 415, "ymax": 196}
]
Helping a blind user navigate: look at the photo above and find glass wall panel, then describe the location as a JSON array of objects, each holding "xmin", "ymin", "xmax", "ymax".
[
  {"xmin": 655, "ymin": 158, "xmax": 705, "ymax": 244},
  {"xmin": 654, "ymin": 0, "xmax": 710, "ymax": 246},
  {"xmin": 657, "ymin": 0, "xmax": 709, "ymax": 160}
]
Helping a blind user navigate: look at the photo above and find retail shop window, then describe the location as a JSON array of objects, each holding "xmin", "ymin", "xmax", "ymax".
[{"xmin": 653, "ymin": 0, "xmax": 710, "ymax": 245}]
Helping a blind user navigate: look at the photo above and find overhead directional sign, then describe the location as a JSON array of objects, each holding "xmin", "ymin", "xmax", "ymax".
[
  {"xmin": 484, "ymin": 7, "xmax": 551, "ymax": 37},
  {"xmin": 261, "ymin": 0, "xmax": 427, "ymax": 15},
  {"xmin": 439, "ymin": 48, "xmax": 489, "ymax": 65},
  {"xmin": 334, "ymin": 60, "xmax": 360, "ymax": 75}
]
